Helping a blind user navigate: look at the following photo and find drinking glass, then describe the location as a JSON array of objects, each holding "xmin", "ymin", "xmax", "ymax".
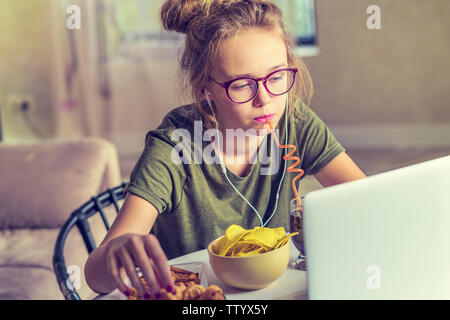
[{"xmin": 289, "ymin": 197, "xmax": 307, "ymax": 270}]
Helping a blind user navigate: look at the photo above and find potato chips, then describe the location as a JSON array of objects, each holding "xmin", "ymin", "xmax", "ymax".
[{"xmin": 214, "ymin": 224, "xmax": 298, "ymax": 257}]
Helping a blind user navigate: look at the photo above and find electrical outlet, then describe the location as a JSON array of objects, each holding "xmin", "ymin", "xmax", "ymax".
[
  {"xmin": 4, "ymin": 94, "xmax": 35, "ymax": 113},
  {"xmin": 1, "ymin": 94, "xmax": 38, "ymax": 142}
]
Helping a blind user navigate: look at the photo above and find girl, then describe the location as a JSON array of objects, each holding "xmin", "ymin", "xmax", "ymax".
[{"xmin": 85, "ymin": 0, "xmax": 366, "ymax": 300}]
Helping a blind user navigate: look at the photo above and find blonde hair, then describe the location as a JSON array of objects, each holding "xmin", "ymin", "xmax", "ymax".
[{"xmin": 160, "ymin": 0, "xmax": 313, "ymax": 129}]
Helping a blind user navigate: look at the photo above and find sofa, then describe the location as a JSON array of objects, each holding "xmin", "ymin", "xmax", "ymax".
[{"xmin": 0, "ymin": 137, "xmax": 122, "ymax": 299}]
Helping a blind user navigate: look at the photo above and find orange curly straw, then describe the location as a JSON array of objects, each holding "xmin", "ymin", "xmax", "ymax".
[{"xmin": 264, "ymin": 115, "xmax": 304, "ymax": 216}]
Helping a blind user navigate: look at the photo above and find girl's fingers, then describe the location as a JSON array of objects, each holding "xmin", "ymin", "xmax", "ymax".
[
  {"xmin": 127, "ymin": 240, "xmax": 161, "ymax": 299},
  {"xmin": 144, "ymin": 235, "xmax": 175, "ymax": 292},
  {"xmin": 116, "ymin": 247, "xmax": 147, "ymax": 299},
  {"xmin": 106, "ymin": 253, "xmax": 130, "ymax": 296},
  {"xmin": 149, "ymin": 259, "xmax": 163, "ymax": 284},
  {"xmin": 105, "ymin": 234, "xmax": 173, "ymax": 299}
]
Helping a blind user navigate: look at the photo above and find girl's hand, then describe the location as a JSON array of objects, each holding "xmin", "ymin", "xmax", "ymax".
[{"xmin": 103, "ymin": 233, "xmax": 174, "ymax": 299}]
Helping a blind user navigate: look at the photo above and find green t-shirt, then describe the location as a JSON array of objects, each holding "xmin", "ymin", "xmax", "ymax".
[{"xmin": 124, "ymin": 101, "xmax": 345, "ymax": 259}]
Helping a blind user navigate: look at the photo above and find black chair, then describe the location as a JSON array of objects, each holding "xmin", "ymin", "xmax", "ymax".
[{"xmin": 53, "ymin": 182, "xmax": 127, "ymax": 300}]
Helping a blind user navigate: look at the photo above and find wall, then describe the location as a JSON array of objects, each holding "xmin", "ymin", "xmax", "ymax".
[
  {"xmin": 107, "ymin": 42, "xmax": 182, "ymax": 156},
  {"xmin": 303, "ymin": 0, "xmax": 450, "ymax": 148},
  {"xmin": 0, "ymin": 0, "xmax": 55, "ymax": 142}
]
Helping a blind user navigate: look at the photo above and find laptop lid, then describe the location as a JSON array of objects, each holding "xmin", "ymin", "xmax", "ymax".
[{"xmin": 303, "ymin": 155, "xmax": 450, "ymax": 299}]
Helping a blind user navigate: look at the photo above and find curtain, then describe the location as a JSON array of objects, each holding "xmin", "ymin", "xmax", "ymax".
[{"xmin": 49, "ymin": 0, "xmax": 111, "ymax": 139}]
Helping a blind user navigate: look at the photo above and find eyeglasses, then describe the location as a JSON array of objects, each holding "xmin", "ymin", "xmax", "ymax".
[{"xmin": 209, "ymin": 68, "xmax": 298, "ymax": 104}]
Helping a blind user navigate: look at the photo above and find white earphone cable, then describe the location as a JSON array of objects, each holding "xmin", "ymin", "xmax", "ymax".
[{"xmin": 204, "ymin": 92, "xmax": 289, "ymax": 227}]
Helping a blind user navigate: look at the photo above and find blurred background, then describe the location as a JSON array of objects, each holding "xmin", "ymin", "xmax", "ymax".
[{"xmin": 1, "ymin": 0, "xmax": 449, "ymax": 191}]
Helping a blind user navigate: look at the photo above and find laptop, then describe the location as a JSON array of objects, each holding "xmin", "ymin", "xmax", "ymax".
[{"xmin": 303, "ymin": 155, "xmax": 450, "ymax": 299}]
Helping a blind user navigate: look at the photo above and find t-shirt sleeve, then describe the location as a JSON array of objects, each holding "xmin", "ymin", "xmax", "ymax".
[
  {"xmin": 124, "ymin": 131, "xmax": 187, "ymax": 215},
  {"xmin": 296, "ymin": 102, "xmax": 346, "ymax": 176}
]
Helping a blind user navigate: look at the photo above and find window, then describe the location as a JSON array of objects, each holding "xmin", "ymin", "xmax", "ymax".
[
  {"xmin": 101, "ymin": 0, "xmax": 318, "ymax": 58},
  {"xmin": 273, "ymin": 0, "xmax": 319, "ymax": 56}
]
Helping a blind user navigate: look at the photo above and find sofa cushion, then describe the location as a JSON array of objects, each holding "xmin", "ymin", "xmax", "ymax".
[
  {"xmin": 0, "ymin": 228, "xmax": 60, "ymax": 268},
  {"xmin": 0, "ymin": 266, "xmax": 63, "ymax": 300},
  {"xmin": 0, "ymin": 204, "xmax": 119, "ymax": 300},
  {"xmin": 0, "ymin": 137, "xmax": 121, "ymax": 228}
]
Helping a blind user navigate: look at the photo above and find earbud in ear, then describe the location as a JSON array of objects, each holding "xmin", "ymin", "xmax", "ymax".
[
  {"xmin": 203, "ymin": 89, "xmax": 212, "ymax": 97},
  {"xmin": 202, "ymin": 88, "xmax": 214, "ymax": 105}
]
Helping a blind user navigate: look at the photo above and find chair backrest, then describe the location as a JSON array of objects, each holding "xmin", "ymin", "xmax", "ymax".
[{"xmin": 53, "ymin": 182, "xmax": 127, "ymax": 300}]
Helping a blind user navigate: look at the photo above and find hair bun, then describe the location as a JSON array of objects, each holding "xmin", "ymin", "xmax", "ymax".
[
  {"xmin": 160, "ymin": 0, "xmax": 208, "ymax": 34},
  {"xmin": 161, "ymin": 0, "xmax": 244, "ymax": 34}
]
